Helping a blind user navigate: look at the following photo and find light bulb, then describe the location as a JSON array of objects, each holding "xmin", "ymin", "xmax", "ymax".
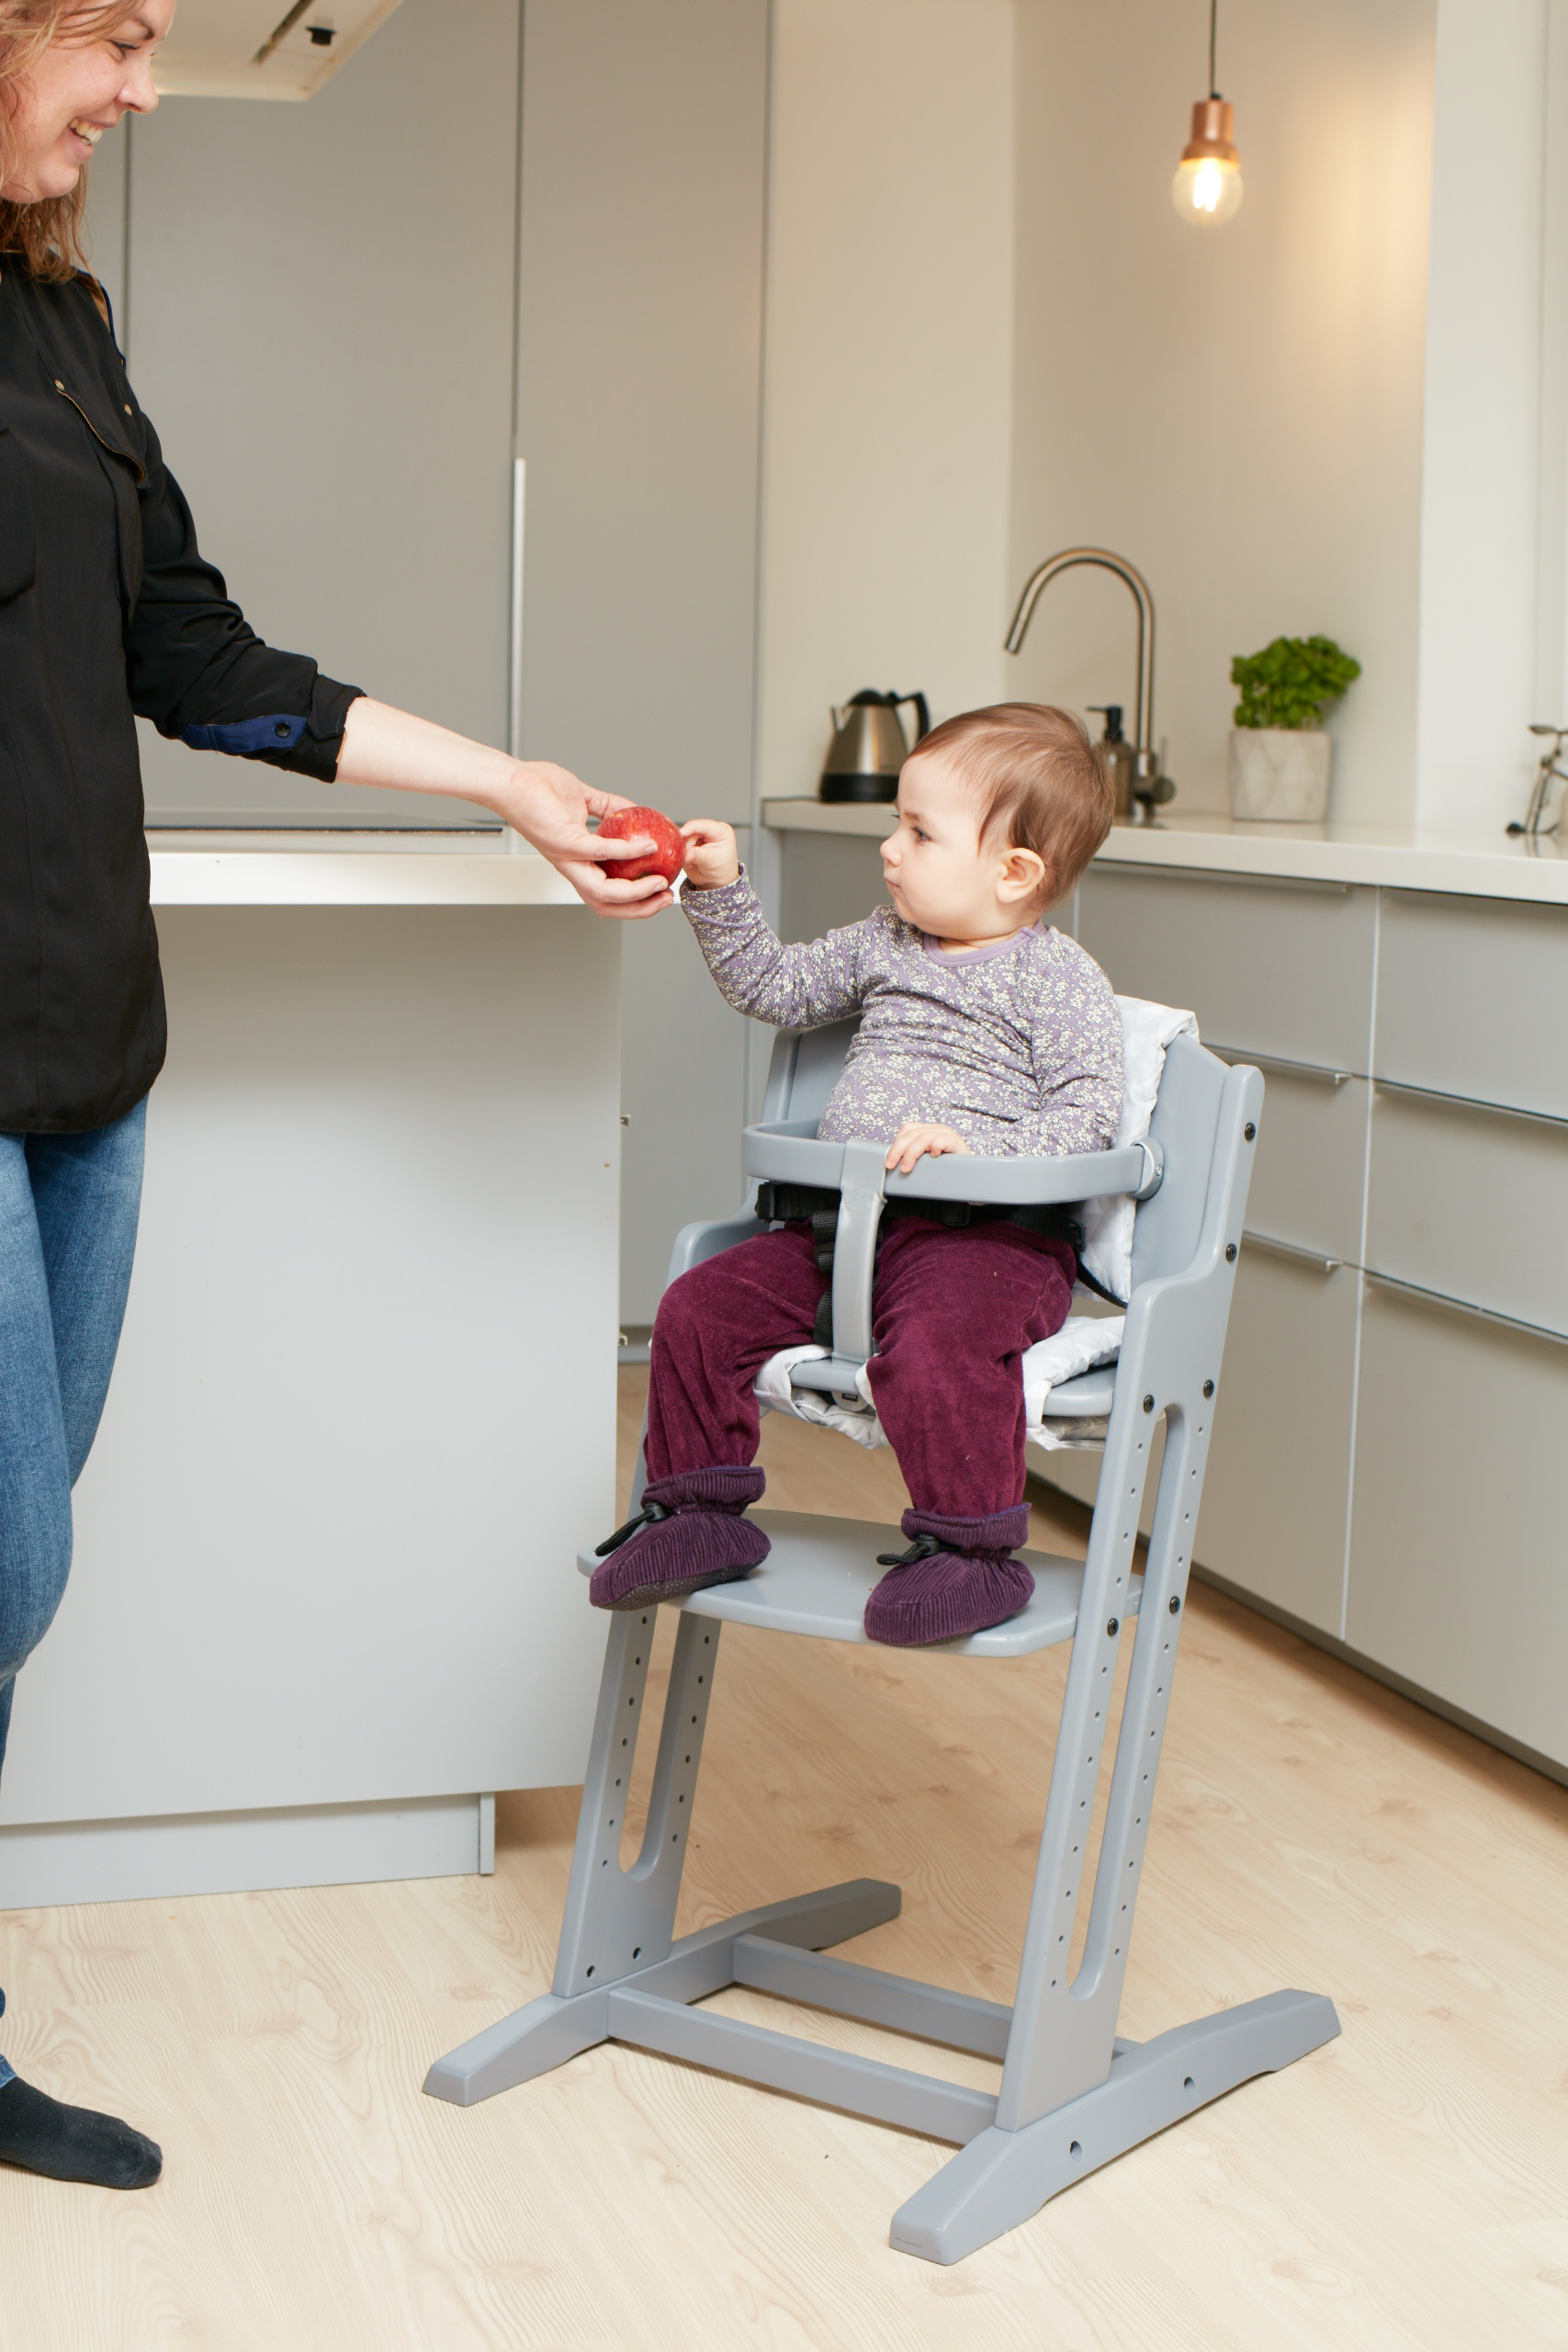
[{"xmin": 1171, "ymin": 97, "xmax": 1242, "ymax": 227}]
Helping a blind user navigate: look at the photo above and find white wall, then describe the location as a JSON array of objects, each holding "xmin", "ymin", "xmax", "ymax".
[
  {"xmin": 754, "ymin": 0, "xmax": 1018, "ymax": 810},
  {"xmin": 1416, "ymin": 0, "xmax": 1551, "ymax": 831},
  {"xmin": 1009, "ymin": 0, "xmax": 1436, "ymax": 824}
]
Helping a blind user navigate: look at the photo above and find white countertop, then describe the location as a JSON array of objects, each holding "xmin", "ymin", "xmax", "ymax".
[
  {"xmin": 146, "ymin": 830, "xmax": 583, "ymax": 908},
  {"xmin": 760, "ymin": 800, "xmax": 1568, "ymax": 907}
]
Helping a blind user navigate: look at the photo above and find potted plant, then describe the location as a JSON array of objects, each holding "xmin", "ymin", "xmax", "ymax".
[{"xmin": 1227, "ymin": 635, "xmax": 1360, "ymax": 821}]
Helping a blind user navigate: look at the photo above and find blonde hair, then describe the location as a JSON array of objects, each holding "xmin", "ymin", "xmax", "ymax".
[
  {"xmin": 0, "ymin": 2, "xmax": 133, "ymax": 280},
  {"xmin": 913, "ymin": 702, "xmax": 1113, "ymax": 902}
]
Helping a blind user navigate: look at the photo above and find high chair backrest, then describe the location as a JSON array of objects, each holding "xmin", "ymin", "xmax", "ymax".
[
  {"xmin": 1128, "ymin": 1032, "xmax": 1227, "ymax": 1290},
  {"xmin": 761, "ymin": 1019, "xmax": 860, "ymax": 1129}
]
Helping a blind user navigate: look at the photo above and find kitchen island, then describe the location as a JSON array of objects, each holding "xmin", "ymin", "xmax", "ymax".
[
  {"xmin": 0, "ymin": 837, "xmax": 621, "ymax": 1909},
  {"xmin": 764, "ymin": 802, "xmax": 1568, "ymax": 1781}
]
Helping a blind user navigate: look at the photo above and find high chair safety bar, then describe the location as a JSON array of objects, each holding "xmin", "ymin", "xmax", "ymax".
[
  {"xmin": 423, "ymin": 1026, "xmax": 1339, "ymax": 2266},
  {"xmin": 740, "ymin": 1121, "xmax": 1162, "ymax": 1370}
]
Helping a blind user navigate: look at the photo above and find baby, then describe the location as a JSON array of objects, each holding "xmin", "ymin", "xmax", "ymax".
[{"xmin": 592, "ymin": 702, "xmax": 1124, "ymax": 1645}]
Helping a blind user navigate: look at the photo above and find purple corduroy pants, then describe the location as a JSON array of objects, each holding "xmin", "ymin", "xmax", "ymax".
[{"xmin": 644, "ymin": 1218, "xmax": 1077, "ymax": 1518}]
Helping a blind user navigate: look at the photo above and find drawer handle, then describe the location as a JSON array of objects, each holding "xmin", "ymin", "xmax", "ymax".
[
  {"xmin": 1364, "ymin": 1269, "xmax": 1568, "ymax": 1350},
  {"xmin": 1371, "ymin": 1077, "xmax": 1568, "ymax": 1134},
  {"xmin": 1096, "ymin": 866, "xmax": 1351, "ymax": 898},
  {"xmin": 1213, "ymin": 1047, "xmax": 1354, "ymax": 1088},
  {"xmin": 1242, "ymin": 1229, "xmax": 1343, "ymax": 1273}
]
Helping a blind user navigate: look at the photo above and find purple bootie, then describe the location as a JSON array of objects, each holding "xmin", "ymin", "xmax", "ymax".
[
  {"xmin": 863, "ymin": 1505, "xmax": 1034, "ymax": 1646},
  {"xmin": 589, "ymin": 1466, "xmax": 770, "ymax": 1611}
]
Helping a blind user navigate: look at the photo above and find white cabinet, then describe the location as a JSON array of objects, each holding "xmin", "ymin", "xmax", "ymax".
[
  {"xmin": 97, "ymin": 0, "xmax": 772, "ymax": 1323},
  {"xmin": 1195, "ymin": 1254, "xmax": 1359, "ymax": 1638},
  {"xmin": 513, "ymin": 0, "xmax": 769, "ymax": 1325},
  {"xmin": 1077, "ymin": 869, "xmax": 1377, "ymax": 1073},
  {"xmin": 1073, "ymin": 863, "xmax": 1568, "ymax": 1776},
  {"xmin": 1347, "ymin": 1286, "xmax": 1568, "ymax": 1765},
  {"xmin": 1, "ymin": 881, "xmax": 623, "ymax": 1908},
  {"xmin": 122, "ymin": 0, "xmax": 525, "ymax": 827},
  {"xmin": 1375, "ymin": 891, "xmax": 1568, "ymax": 1120}
]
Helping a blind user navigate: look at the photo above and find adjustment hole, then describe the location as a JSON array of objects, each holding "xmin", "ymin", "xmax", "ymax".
[
  {"xmin": 1069, "ymin": 2140, "xmax": 1083, "ymax": 2162},
  {"xmin": 586, "ymin": 1966, "xmax": 595, "ymax": 1977},
  {"xmin": 1183, "ymin": 2075, "xmax": 1194, "ymax": 2091}
]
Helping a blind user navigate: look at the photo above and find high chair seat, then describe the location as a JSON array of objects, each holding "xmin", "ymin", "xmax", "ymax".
[
  {"xmin": 575, "ymin": 1510, "xmax": 1143, "ymax": 1654},
  {"xmin": 1030, "ymin": 1365, "xmax": 1117, "ymax": 1417},
  {"xmin": 425, "ymin": 1017, "xmax": 1339, "ymax": 2267}
]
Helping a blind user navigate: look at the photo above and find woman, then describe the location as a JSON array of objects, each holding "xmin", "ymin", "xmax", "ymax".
[{"xmin": 0, "ymin": 0, "xmax": 670, "ymax": 2193}]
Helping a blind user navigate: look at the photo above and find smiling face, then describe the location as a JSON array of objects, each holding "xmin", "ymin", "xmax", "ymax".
[
  {"xmin": 879, "ymin": 749, "xmax": 1049, "ymax": 945},
  {"xmin": 1, "ymin": 2, "xmax": 171, "ymax": 205}
]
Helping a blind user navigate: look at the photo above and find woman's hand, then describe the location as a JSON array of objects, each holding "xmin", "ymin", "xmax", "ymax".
[
  {"xmin": 495, "ymin": 763, "xmax": 675, "ymax": 917},
  {"xmin": 884, "ymin": 1123, "xmax": 973, "ymax": 1176},
  {"xmin": 678, "ymin": 819, "xmax": 741, "ymax": 889},
  {"xmin": 333, "ymin": 699, "xmax": 673, "ymax": 919}
]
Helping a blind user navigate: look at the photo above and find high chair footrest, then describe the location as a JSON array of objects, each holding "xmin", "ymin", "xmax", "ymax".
[{"xmin": 577, "ymin": 1510, "xmax": 1142, "ymax": 1655}]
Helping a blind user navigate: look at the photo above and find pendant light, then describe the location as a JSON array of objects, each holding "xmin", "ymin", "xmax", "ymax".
[{"xmin": 1171, "ymin": 0, "xmax": 1243, "ymax": 227}]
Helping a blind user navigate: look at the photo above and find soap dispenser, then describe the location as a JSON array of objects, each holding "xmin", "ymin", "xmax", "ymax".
[{"xmin": 1088, "ymin": 706, "xmax": 1134, "ymax": 821}]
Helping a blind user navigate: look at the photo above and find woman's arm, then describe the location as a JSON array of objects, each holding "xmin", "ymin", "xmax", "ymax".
[
  {"xmin": 119, "ymin": 391, "xmax": 666, "ymax": 915},
  {"xmin": 334, "ymin": 699, "xmax": 671, "ymax": 917}
]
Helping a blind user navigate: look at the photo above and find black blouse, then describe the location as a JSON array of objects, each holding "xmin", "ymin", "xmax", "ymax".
[{"xmin": 0, "ymin": 266, "xmax": 361, "ymax": 1132}]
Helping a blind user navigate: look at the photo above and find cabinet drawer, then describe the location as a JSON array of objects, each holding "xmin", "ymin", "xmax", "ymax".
[
  {"xmin": 1365, "ymin": 1087, "xmax": 1568, "ymax": 1334},
  {"xmin": 1078, "ymin": 868, "xmax": 1375, "ymax": 1074},
  {"xmin": 1194, "ymin": 1255, "xmax": 1358, "ymax": 1634},
  {"xmin": 1217, "ymin": 1061, "xmax": 1368, "ymax": 1265},
  {"xmin": 1347, "ymin": 1284, "xmax": 1568, "ymax": 1767},
  {"xmin": 1375, "ymin": 891, "xmax": 1568, "ymax": 1120}
]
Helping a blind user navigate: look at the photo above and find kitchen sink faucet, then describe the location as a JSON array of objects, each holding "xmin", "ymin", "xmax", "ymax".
[{"xmin": 1004, "ymin": 548, "xmax": 1175, "ymax": 819}]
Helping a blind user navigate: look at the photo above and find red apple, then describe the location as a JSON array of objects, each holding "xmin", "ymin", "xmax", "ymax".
[{"xmin": 594, "ymin": 804, "xmax": 686, "ymax": 884}]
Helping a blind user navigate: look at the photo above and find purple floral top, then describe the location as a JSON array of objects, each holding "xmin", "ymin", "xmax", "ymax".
[{"xmin": 682, "ymin": 871, "xmax": 1123, "ymax": 1158}]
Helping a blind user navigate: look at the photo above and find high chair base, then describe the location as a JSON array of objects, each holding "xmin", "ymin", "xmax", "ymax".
[{"xmin": 424, "ymin": 1521, "xmax": 1338, "ymax": 2264}]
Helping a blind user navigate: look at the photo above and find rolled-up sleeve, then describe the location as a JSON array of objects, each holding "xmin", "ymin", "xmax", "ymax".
[{"xmin": 122, "ymin": 410, "xmax": 362, "ymax": 781}]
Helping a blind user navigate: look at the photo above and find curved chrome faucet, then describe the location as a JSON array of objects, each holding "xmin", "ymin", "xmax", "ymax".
[{"xmin": 1003, "ymin": 548, "xmax": 1173, "ymax": 811}]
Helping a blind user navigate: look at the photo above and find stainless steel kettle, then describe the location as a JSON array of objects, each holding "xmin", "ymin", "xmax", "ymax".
[{"xmin": 819, "ymin": 688, "xmax": 930, "ymax": 803}]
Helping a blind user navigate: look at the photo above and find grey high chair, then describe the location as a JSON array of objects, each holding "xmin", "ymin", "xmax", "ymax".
[{"xmin": 424, "ymin": 1020, "xmax": 1339, "ymax": 2264}]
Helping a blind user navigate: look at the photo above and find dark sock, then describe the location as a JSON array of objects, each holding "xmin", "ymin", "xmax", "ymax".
[{"xmin": 0, "ymin": 2075, "xmax": 162, "ymax": 2190}]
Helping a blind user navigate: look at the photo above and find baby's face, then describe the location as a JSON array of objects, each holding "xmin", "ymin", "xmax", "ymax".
[{"xmin": 880, "ymin": 752, "xmax": 1033, "ymax": 940}]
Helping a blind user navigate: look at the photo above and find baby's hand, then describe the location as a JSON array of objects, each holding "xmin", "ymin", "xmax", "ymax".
[
  {"xmin": 679, "ymin": 820, "xmax": 741, "ymax": 889},
  {"xmin": 885, "ymin": 1123, "xmax": 973, "ymax": 1176}
]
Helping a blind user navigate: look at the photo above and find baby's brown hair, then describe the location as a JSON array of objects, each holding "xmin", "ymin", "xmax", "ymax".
[{"xmin": 912, "ymin": 703, "xmax": 1112, "ymax": 902}]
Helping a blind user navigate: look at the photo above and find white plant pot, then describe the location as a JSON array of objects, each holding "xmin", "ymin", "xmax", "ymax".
[{"xmin": 1227, "ymin": 727, "xmax": 1333, "ymax": 822}]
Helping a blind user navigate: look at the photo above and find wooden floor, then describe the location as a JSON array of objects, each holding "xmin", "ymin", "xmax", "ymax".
[{"xmin": 1, "ymin": 1369, "xmax": 1565, "ymax": 2348}]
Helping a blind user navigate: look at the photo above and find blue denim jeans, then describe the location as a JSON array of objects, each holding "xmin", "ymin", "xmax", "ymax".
[{"xmin": 0, "ymin": 1102, "xmax": 146, "ymax": 2091}]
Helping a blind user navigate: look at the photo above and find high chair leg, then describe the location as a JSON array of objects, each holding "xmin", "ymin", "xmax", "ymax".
[
  {"xmin": 423, "ymin": 1604, "xmax": 901, "ymax": 2108},
  {"xmin": 888, "ymin": 1986, "xmax": 1338, "ymax": 2265}
]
